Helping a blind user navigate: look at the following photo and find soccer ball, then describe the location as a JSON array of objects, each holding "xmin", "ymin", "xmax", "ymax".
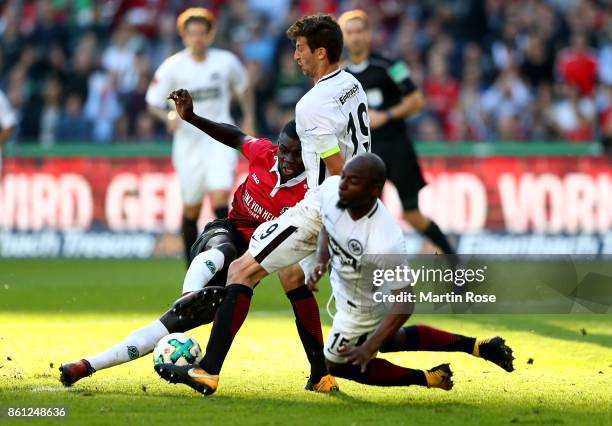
[{"xmin": 153, "ymin": 333, "xmax": 203, "ymax": 366}]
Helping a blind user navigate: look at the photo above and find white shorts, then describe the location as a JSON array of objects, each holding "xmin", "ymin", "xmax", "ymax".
[
  {"xmin": 248, "ymin": 187, "xmax": 322, "ymax": 273},
  {"xmin": 172, "ymin": 134, "xmax": 237, "ymax": 206},
  {"xmin": 324, "ymin": 308, "xmax": 383, "ymax": 364}
]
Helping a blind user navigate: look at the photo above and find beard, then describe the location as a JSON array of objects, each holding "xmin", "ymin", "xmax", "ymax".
[{"xmin": 336, "ymin": 200, "xmax": 349, "ymax": 210}]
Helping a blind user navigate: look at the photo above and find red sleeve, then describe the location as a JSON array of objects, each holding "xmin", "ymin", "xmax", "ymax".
[{"xmin": 241, "ymin": 137, "xmax": 275, "ymax": 161}]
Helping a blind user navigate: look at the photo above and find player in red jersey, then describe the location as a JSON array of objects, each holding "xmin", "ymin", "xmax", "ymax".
[{"xmin": 60, "ymin": 89, "xmax": 336, "ymax": 392}]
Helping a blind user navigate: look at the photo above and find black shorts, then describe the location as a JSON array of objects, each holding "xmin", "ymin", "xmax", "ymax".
[
  {"xmin": 189, "ymin": 218, "xmax": 249, "ymax": 287},
  {"xmin": 372, "ymin": 139, "xmax": 426, "ymax": 210}
]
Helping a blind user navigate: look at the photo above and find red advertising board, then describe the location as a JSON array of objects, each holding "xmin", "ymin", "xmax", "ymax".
[{"xmin": 1, "ymin": 155, "xmax": 610, "ymax": 256}]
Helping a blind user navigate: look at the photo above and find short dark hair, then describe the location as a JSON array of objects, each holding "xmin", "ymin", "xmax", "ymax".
[
  {"xmin": 280, "ymin": 119, "xmax": 299, "ymax": 142},
  {"xmin": 286, "ymin": 14, "xmax": 343, "ymax": 64}
]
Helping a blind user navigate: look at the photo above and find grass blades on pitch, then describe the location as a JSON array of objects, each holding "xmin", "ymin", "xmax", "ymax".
[{"xmin": 0, "ymin": 259, "xmax": 611, "ymax": 426}]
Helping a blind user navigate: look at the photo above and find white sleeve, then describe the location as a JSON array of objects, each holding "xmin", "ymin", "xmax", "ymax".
[
  {"xmin": 318, "ymin": 175, "xmax": 341, "ymax": 203},
  {"xmin": 145, "ymin": 59, "xmax": 174, "ymax": 109},
  {"xmin": 369, "ymin": 227, "xmax": 411, "ymax": 291},
  {"xmin": 296, "ymin": 102, "xmax": 341, "ymax": 155},
  {"xmin": 227, "ymin": 53, "xmax": 249, "ymax": 95}
]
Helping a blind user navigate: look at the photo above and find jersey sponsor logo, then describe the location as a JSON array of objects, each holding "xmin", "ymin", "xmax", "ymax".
[
  {"xmin": 328, "ymin": 235, "xmax": 358, "ymax": 269},
  {"xmin": 347, "ymin": 239, "xmax": 363, "ymax": 256},
  {"xmin": 304, "ymin": 126, "xmax": 318, "ymax": 133},
  {"xmin": 338, "ymin": 84, "xmax": 360, "ymax": 105},
  {"xmin": 242, "ymin": 188, "xmax": 276, "ymax": 222},
  {"xmin": 210, "ymin": 72, "xmax": 221, "ymax": 81},
  {"xmin": 190, "ymin": 87, "xmax": 221, "ymax": 102}
]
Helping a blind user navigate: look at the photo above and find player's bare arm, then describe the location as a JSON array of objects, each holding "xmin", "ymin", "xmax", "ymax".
[
  {"xmin": 322, "ymin": 151, "xmax": 345, "ymax": 176},
  {"xmin": 168, "ymin": 88, "xmax": 249, "ymax": 150},
  {"xmin": 307, "ymin": 227, "xmax": 331, "ymax": 292}
]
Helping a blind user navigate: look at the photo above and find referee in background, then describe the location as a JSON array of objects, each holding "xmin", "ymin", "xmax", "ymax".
[{"xmin": 339, "ymin": 9, "xmax": 455, "ymax": 256}]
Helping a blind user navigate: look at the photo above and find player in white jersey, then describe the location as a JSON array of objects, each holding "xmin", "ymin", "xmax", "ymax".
[
  {"xmin": 154, "ymin": 14, "xmax": 368, "ymax": 395},
  {"xmin": 306, "ymin": 155, "xmax": 514, "ymax": 391},
  {"xmin": 146, "ymin": 8, "xmax": 254, "ymax": 265},
  {"xmin": 0, "ymin": 89, "xmax": 17, "ymax": 176}
]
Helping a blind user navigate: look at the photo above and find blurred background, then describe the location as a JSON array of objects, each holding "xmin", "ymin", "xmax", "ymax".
[{"xmin": 0, "ymin": 0, "xmax": 610, "ymax": 258}]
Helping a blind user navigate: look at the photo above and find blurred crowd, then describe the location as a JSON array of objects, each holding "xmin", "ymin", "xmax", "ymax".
[{"xmin": 1, "ymin": 0, "xmax": 611, "ymax": 146}]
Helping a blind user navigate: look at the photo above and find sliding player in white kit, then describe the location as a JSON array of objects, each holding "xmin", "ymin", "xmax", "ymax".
[
  {"xmin": 154, "ymin": 14, "xmax": 371, "ymax": 395},
  {"xmin": 307, "ymin": 154, "xmax": 513, "ymax": 391},
  {"xmin": 146, "ymin": 8, "xmax": 254, "ymax": 265}
]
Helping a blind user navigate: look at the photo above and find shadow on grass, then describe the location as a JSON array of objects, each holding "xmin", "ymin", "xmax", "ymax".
[{"xmin": 0, "ymin": 384, "xmax": 600, "ymax": 426}]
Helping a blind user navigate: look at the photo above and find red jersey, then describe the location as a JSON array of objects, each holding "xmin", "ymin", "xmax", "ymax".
[
  {"xmin": 229, "ymin": 137, "xmax": 308, "ymax": 241},
  {"xmin": 556, "ymin": 49, "xmax": 598, "ymax": 96}
]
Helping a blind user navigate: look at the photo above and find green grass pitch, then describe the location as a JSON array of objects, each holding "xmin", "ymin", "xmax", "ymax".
[{"xmin": 0, "ymin": 259, "xmax": 610, "ymax": 425}]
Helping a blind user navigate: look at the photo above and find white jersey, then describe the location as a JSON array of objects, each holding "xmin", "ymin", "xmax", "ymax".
[
  {"xmin": 296, "ymin": 69, "xmax": 371, "ymax": 188},
  {"xmin": 145, "ymin": 47, "xmax": 249, "ymax": 141},
  {"xmin": 319, "ymin": 176, "xmax": 410, "ymax": 320}
]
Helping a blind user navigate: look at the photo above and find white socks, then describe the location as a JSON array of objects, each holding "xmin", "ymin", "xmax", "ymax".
[
  {"xmin": 86, "ymin": 320, "xmax": 169, "ymax": 371},
  {"xmin": 85, "ymin": 249, "xmax": 225, "ymax": 372},
  {"xmin": 181, "ymin": 249, "xmax": 225, "ymax": 294}
]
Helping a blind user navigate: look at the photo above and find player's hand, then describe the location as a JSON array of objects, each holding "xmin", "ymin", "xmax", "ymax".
[
  {"xmin": 306, "ymin": 263, "xmax": 327, "ymax": 292},
  {"xmin": 168, "ymin": 89, "xmax": 194, "ymax": 122},
  {"xmin": 338, "ymin": 344, "xmax": 375, "ymax": 373},
  {"xmin": 368, "ymin": 109, "xmax": 389, "ymax": 129}
]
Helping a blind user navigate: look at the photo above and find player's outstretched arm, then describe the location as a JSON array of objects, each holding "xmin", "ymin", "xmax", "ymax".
[
  {"xmin": 307, "ymin": 227, "xmax": 331, "ymax": 292},
  {"xmin": 168, "ymin": 89, "xmax": 249, "ymax": 150},
  {"xmin": 339, "ymin": 306, "xmax": 410, "ymax": 372}
]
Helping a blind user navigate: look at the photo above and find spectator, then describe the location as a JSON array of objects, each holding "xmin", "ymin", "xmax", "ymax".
[
  {"xmin": 133, "ymin": 111, "xmax": 156, "ymax": 142},
  {"xmin": 556, "ymin": 32, "xmax": 598, "ymax": 96},
  {"xmin": 417, "ymin": 115, "xmax": 444, "ymax": 141},
  {"xmin": 102, "ymin": 20, "xmax": 143, "ymax": 96},
  {"xmin": 0, "ymin": 0, "xmax": 611, "ymax": 144},
  {"xmin": 39, "ymin": 77, "xmax": 63, "ymax": 146},
  {"xmin": 83, "ymin": 71, "xmax": 122, "ymax": 143},
  {"xmin": 56, "ymin": 93, "xmax": 91, "ymax": 142},
  {"xmin": 530, "ymin": 84, "xmax": 560, "ymax": 141},
  {"xmin": 64, "ymin": 32, "xmax": 99, "ymax": 101},
  {"xmin": 520, "ymin": 34, "xmax": 555, "ymax": 88},
  {"xmin": 242, "ymin": 15, "xmax": 276, "ymax": 69},
  {"xmin": 424, "ymin": 53, "xmax": 460, "ymax": 137},
  {"xmin": 550, "ymin": 83, "xmax": 596, "ymax": 142},
  {"xmin": 122, "ymin": 51, "xmax": 153, "ymax": 137},
  {"xmin": 481, "ymin": 67, "xmax": 531, "ymax": 140},
  {"xmin": 598, "ymin": 43, "xmax": 612, "ymax": 86},
  {"xmin": 272, "ymin": 48, "xmax": 309, "ymax": 111}
]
